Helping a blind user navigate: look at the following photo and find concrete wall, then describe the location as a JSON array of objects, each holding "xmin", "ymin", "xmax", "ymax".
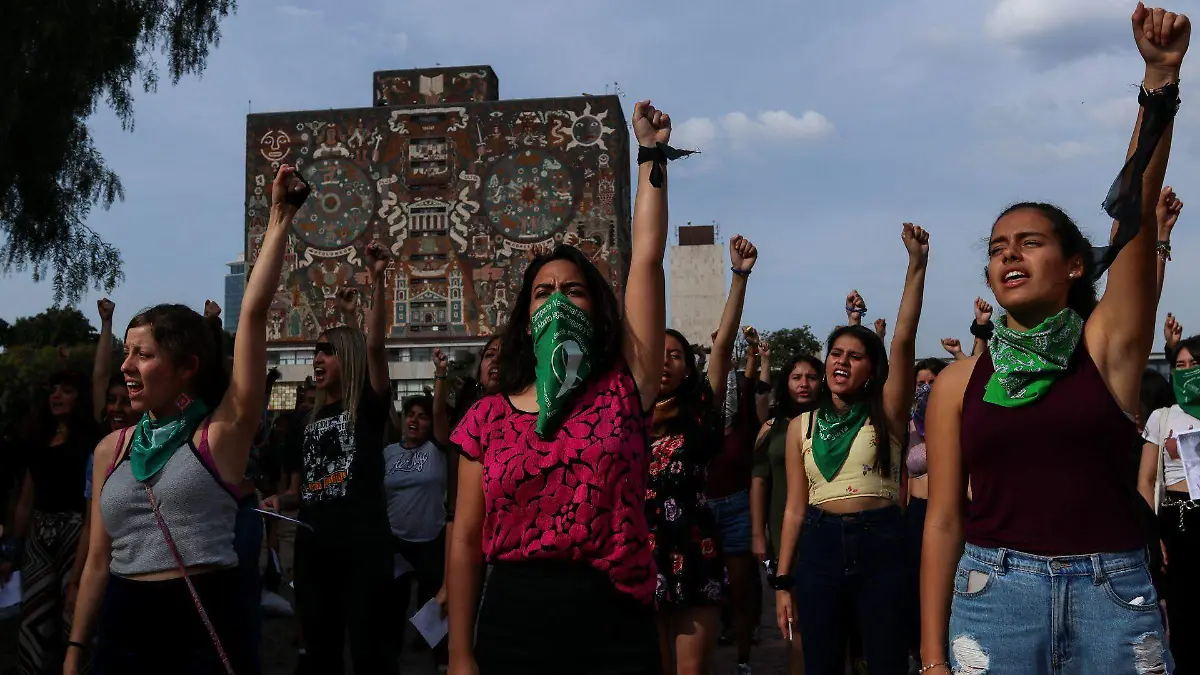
[{"xmin": 669, "ymin": 243, "xmax": 726, "ymax": 348}]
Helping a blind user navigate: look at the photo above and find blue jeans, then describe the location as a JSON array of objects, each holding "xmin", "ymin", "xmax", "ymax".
[
  {"xmin": 950, "ymin": 543, "xmax": 1173, "ymax": 675},
  {"xmin": 708, "ymin": 489, "xmax": 752, "ymax": 555},
  {"xmin": 233, "ymin": 496, "xmax": 263, "ymax": 674},
  {"xmin": 794, "ymin": 505, "xmax": 908, "ymax": 675}
]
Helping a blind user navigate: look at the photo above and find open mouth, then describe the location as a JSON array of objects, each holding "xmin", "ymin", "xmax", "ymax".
[
  {"xmin": 831, "ymin": 369, "xmax": 850, "ymax": 385},
  {"xmin": 1003, "ymin": 270, "xmax": 1029, "ymax": 288},
  {"xmin": 313, "ymin": 366, "xmax": 326, "ymax": 383},
  {"xmin": 126, "ymin": 380, "xmax": 144, "ymax": 398}
]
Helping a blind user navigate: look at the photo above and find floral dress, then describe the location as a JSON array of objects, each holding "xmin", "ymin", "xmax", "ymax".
[{"xmin": 646, "ymin": 403, "xmax": 728, "ymax": 606}]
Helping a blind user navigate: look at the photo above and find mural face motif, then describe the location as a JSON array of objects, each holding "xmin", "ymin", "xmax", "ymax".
[{"xmin": 246, "ymin": 69, "xmax": 630, "ymax": 342}]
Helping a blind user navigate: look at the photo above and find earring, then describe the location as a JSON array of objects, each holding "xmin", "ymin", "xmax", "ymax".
[{"xmin": 176, "ymin": 393, "xmax": 194, "ymax": 411}]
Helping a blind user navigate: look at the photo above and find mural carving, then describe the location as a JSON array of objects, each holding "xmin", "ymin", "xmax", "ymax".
[{"xmin": 246, "ymin": 66, "xmax": 630, "ymax": 342}]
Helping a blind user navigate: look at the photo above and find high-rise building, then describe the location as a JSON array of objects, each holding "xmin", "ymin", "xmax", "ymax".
[
  {"xmin": 669, "ymin": 224, "xmax": 726, "ymax": 349},
  {"xmin": 224, "ymin": 254, "xmax": 245, "ymax": 333},
  {"xmin": 244, "ymin": 65, "xmax": 632, "ymax": 408}
]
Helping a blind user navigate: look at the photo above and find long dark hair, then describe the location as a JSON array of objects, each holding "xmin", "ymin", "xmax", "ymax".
[
  {"xmin": 814, "ymin": 325, "xmax": 893, "ymax": 475},
  {"xmin": 453, "ymin": 335, "xmax": 501, "ymax": 423},
  {"xmin": 914, "ymin": 358, "xmax": 947, "ymax": 378},
  {"xmin": 127, "ymin": 304, "xmax": 228, "ymax": 411},
  {"xmin": 29, "ymin": 370, "xmax": 99, "ymax": 447},
  {"xmin": 1141, "ymin": 368, "xmax": 1176, "ymax": 424},
  {"xmin": 991, "ymin": 203, "xmax": 1098, "ymax": 319},
  {"xmin": 1171, "ymin": 335, "xmax": 1200, "ymax": 370},
  {"xmin": 655, "ymin": 328, "xmax": 712, "ymax": 435},
  {"xmin": 496, "ymin": 246, "xmax": 622, "ymax": 394},
  {"xmin": 769, "ymin": 353, "xmax": 824, "ymax": 435}
]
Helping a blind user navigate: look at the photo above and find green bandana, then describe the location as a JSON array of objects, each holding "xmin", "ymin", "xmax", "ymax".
[
  {"xmin": 984, "ymin": 309, "xmax": 1083, "ymax": 408},
  {"xmin": 1173, "ymin": 365, "xmax": 1200, "ymax": 420},
  {"xmin": 811, "ymin": 402, "xmax": 869, "ymax": 482},
  {"xmin": 531, "ymin": 292, "xmax": 595, "ymax": 438},
  {"xmin": 130, "ymin": 398, "xmax": 210, "ymax": 481}
]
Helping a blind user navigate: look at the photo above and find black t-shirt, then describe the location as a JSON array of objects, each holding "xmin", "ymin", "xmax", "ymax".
[
  {"xmin": 285, "ymin": 387, "xmax": 392, "ymax": 542},
  {"xmin": 27, "ymin": 434, "xmax": 94, "ymax": 514}
]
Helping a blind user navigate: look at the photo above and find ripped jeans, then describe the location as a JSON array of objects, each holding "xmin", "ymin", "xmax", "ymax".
[{"xmin": 949, "ymin": 543, "xmax": 1172, "ymax": 675}]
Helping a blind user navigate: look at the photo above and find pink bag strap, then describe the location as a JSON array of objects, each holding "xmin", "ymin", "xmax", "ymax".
[
  {"xmin": 104, "ymin": 427, "xmax": 131, "ymax": 483},
  {"xmin": 144, "ymin": 482, "xmax": 235, "ymax": 675}
]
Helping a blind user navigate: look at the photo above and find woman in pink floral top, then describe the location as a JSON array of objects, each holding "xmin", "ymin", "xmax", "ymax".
[{"xmin": 446, "ymin": 100, "xmax": 674, "ymax": 675}]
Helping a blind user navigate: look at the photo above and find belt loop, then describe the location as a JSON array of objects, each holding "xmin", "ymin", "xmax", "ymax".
[
  {"xmin": 995, "ymin": 548, "xmax": 1008, "ymax": 575},
  {"xmin": 1090, "ymin": 554, "xmax": 1105, "ymax": 585}
]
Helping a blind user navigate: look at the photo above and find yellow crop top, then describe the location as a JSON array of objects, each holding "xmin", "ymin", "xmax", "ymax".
[{"xmin": 798, "ymin": 412, "xmax": 902, "ymax": 506}]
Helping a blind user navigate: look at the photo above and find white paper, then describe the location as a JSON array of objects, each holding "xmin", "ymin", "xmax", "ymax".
[
  {"xmin": 0, "ymin": 572, "xmax": 21, "ymax": 616},
  {"xmin": 1174, "ymin": 429, "xmax": 1200, "ymax": 500},
  {"xmin": 393, "ymin": 553, "xmax": 414, "ymax": 579},
  {"xmin": 409, "ymin": 597, "xmax": 448, "ymax": 647}
]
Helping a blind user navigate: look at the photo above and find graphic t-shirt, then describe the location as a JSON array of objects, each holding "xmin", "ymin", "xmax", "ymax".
[
  {"xmin": 286, "ymin": 388, "xmax": 392, "ymax": 542},
  {"xmin": 451, "ymin": 363, "xmax": 656, "ymax": 604},
  {"xmin": 1143, "ymin": 405, "xmax": 1197, "ymax": 487},
  {"xmin": 382, "ymin": 440, "xmax": 447, "ymax": 543}
]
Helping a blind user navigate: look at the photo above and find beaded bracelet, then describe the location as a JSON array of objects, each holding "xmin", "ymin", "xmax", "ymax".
[{"xmin": 918, "ymin": 663, "xmax": 950, "ymax": 674}]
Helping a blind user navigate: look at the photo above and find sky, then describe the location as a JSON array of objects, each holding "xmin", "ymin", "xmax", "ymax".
[{"xmin": 3, "ymin": 0, "xmax": 1200, "ymax": 358}]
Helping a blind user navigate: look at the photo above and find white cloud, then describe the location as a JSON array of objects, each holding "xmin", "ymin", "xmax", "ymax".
[
  {"xmin": 674, "ymin": 110, "xmax": 834, "ymax": 153},
  {"xmin": 276, "ymin": 4, "xmax": 322, "ymax": 18},
  {"xmin": 987, "ymin": 137, "xmax": 1101, "ymax": 164},
  {"xmin": 985, "ymin": 0, "xmax": 1130, "ymax": 62}
]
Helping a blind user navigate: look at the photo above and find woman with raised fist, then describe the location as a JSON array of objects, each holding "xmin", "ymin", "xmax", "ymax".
[{"xmin": 921, "ymin": 7, "xmax": 1188, "ymax": 673}]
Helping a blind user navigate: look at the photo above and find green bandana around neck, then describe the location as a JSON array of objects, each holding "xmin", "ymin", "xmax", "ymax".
[
  {"xmin": 130, "ymin": 398, "xmax": 211, "ymax": 481},
  {"xmin": 531, "ymin": 292, "xmax": 595, "ymax": 438},
  {"xmin": 984, "ymin": 309, "xmax": 1083, "ymax": 408},
  {"xmin": 1172, "ymin": 365, "xmax": 1200, "ymax": 420},
  {"xmin": 811, "ymin": 401, "xmax": 869, "ymax": 482}
]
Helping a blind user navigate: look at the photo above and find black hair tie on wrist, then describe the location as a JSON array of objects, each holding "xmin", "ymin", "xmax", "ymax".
[
  {"xmin": 970, "ymin": 321, "xmax": 994, "ymax": 341},
  {"xmin": 637, "ymin": 143, "xmax": 698, "ymax": 188}
]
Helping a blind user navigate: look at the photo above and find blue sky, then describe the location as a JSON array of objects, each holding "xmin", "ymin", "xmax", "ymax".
[{"xmin": 3, "ymin": 0, "xmax": 1199, "ymax": 357}]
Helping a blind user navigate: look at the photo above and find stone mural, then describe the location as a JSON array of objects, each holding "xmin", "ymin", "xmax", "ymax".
[{"xmin": 245, "ymin": 66, "xmax": 631, "ymax": 342}]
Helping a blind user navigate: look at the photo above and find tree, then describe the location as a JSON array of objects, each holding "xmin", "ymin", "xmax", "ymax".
[
  {"xmin": 0, "ymin": 307, "xmax": 97, "ymax": 348},
  {"xmin": 763, "ymin": 326, "xmax": 822, "ymax": 370},
  {"xmin": 1, "ymin": 0, "xmax": 238, "ymax": 304},
  {"xmin": 0, "ymin": 343, "xmax": 99, "ymax": 432}
]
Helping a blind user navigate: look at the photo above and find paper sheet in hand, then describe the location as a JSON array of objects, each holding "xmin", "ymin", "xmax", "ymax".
[
  {"xmin": 0, "ymin": 572, "xmax": 21, "ymax": 619},
  {"xmin": 409, "ymin": 597, "xmax": 448, "ymax": 647},
  {"xmin": 1174, "ymin": 429, "xmax": 1200, "ymax": 500}
]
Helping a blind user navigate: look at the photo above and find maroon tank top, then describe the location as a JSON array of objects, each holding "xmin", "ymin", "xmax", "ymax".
[{"xmin": 960, "ymin": 343, "xmax": 1144, "ymax": 555}]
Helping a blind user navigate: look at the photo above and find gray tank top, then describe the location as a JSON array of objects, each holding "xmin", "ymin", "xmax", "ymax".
[{"xmin": 100, "ymin": 423, "xmax": 239, "ymax": 577}]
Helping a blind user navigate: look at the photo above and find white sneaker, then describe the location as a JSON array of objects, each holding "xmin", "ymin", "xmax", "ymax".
[{"xmin": 261, "ymin": 589, "xmax": 294, "ymax": 617}]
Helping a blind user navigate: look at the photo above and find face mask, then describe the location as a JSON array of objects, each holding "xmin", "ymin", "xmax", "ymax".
[{"xmin": 531, "ymin": 291, "xmax": 595, "ymax": 438}]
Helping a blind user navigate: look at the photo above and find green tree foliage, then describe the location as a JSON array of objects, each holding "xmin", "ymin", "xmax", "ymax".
[
  {"xmin": 0, "ymin": 343, "xmax": 100, "ymax": 432},
  {"xmin": 763, "ymin": 326, "xmax": 823, "ymax": 370},
  {"xmin": 1, "ymin": 307, "xmax": 97, "ymax": 348},
  {"xmin": 1, "ymin": 0, "xmax": 237, "ymax": 304}
]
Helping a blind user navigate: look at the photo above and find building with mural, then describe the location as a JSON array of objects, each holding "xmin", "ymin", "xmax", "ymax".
[{"xmin": 245, "ymin": 65, "xmax": 632, "ymax": 407}]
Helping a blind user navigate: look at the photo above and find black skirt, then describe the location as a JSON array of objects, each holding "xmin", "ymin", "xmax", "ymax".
[
  {"xmin": 476, "ymin": 561, "xmax": 661, "ymax": 675},
  {"xmin": 95, "ymin": 568, "xmax": 256, "ymax": 675}
]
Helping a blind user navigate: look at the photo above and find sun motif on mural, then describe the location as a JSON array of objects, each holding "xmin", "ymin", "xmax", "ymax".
[
  {"xmin": 291, "ymin": 158, "xmax": 375, "ymax": 249},
  {"xmin": 484, "ymin": 149, "xmax": 576, "ymax": 242},
  {"xmin": 563, "ymin": 104, "xmax": 614, "ymax": 151}
]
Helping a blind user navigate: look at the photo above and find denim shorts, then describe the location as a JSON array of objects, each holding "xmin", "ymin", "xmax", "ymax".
[
  {"xmin": 707, "ymin": 489, "xmax": 752, "ymax": 555},
  {"xmin": 949, "ymin": 543, "xmax": 1172, "ymax": 675}
]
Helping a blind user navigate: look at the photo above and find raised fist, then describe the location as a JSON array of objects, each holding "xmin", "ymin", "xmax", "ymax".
[
  {"xmin": 1132, "ymin": 4, "xmax": 1191, "ymax": 71},
  {"xmin": 632, "ymin": 100, "xmax": 672, "ymax": 148},
  {"xmin": 336, "ymin": 286, "xmax": 360, "ymax": 316},
  {"xmin": 204, "ymin": 299, "xmax": 221, "ymax": 319},
  {"xmin": 742, "ymin": 325, "xmax": 760, "ymax": 346},
  {"xmin": 434, "ymin": 348, "xmax": 449, "ymax": 377},
  {"xmin": 974, "ymin": 298, "xmax": 994, "ymax": 325},
  {"xmin": 364, "ymin": 241, "xmax": 392, "ymax": 280},
  {"xmin": 730, "ymin": 235, "xmax": 758, "ymax": 273},
  {"xmin": 97, "ymin": 298, "xmax": 115, "ymax": 323},
  {"xmin": 901, "ymin": 223, "xmax": 930, "ymax": 262},
  {"xmin": 271, "ymin": 164, "xmax": 311, "ymax": 215},
  {"xmin": 846, "ymin": 290, "xmax": 867, "ymax": 324},
  {"xmin": 1157, "ymin": 186, "xmax": 1183, "ymax": 238},
  {"xmin": 1165, "ymin": 312, "xmax": 1183, "ymax": 351},
  {"xmin": 874, "ymin": 318, "xmax": 888, "ymax": 340},
  {"xmin": 942, "ymin": 337, "xmax": 964, "ymax": 356}
]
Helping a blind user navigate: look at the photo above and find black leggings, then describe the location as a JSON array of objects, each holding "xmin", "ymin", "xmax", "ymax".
[
  {"xmin": 95, "ymin": 568, "xmax": 255, "ymax": 675},
  {"xmin": 293, "ymin": 530, "xmax": 396, "ymax": 675},
  {"xmin": 394, "ymin": 532, "xmax": 448, "ymax": 663}
]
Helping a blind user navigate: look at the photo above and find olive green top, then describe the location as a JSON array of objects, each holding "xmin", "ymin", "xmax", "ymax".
[{"xmin": 751, "ymin": 419, "xmax": 790, "ymax": 559}]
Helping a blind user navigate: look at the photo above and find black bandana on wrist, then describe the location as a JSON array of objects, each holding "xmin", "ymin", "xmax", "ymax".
[
  {"xmin": 1091, "ymin": 82, "xmax": 1180, "ymax": 280},
  {"xmin": 637, "ymin": 143, "xmax": 698, "ymax": 188}
]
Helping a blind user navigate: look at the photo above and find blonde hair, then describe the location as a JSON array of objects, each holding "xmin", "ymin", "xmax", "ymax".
[{"xmin": 309, "ymin": 326, "xmax": 368, "ymax": 427}]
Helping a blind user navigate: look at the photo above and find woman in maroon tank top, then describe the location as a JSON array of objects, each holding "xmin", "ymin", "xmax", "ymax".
[{"xmin": 919, "ymin": 8, "xmax": 1189, "ymax": 675}]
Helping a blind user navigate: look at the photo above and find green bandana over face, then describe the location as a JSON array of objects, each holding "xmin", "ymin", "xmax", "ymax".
[
  {"xmin": 1173, "ymin": 365, "xmax": 1200, "ymax": 420},
  {"xmin": 984, "ymin": 309, "xmax": 1083, "ymax": 408},
  {"xmin": 130, "ymin": 398, "xmax": 210, "ymax": 481},
  {"xmin": 811, "ymin": 402, "xmax": 870, "ymax": 482},
  {"xmin": 531, "ymin": 292, "xmax": 595, "ymax": 438}
]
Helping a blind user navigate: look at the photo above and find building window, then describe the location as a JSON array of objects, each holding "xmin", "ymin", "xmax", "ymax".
[{"xmin": 410, "ymin": 347, "xmax": 433, "ymax": 362}]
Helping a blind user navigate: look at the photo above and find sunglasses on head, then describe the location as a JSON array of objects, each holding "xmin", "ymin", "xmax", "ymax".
[{"xmin": 314, "ymin": 342, "xmax": 336, "ymax": 357}]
